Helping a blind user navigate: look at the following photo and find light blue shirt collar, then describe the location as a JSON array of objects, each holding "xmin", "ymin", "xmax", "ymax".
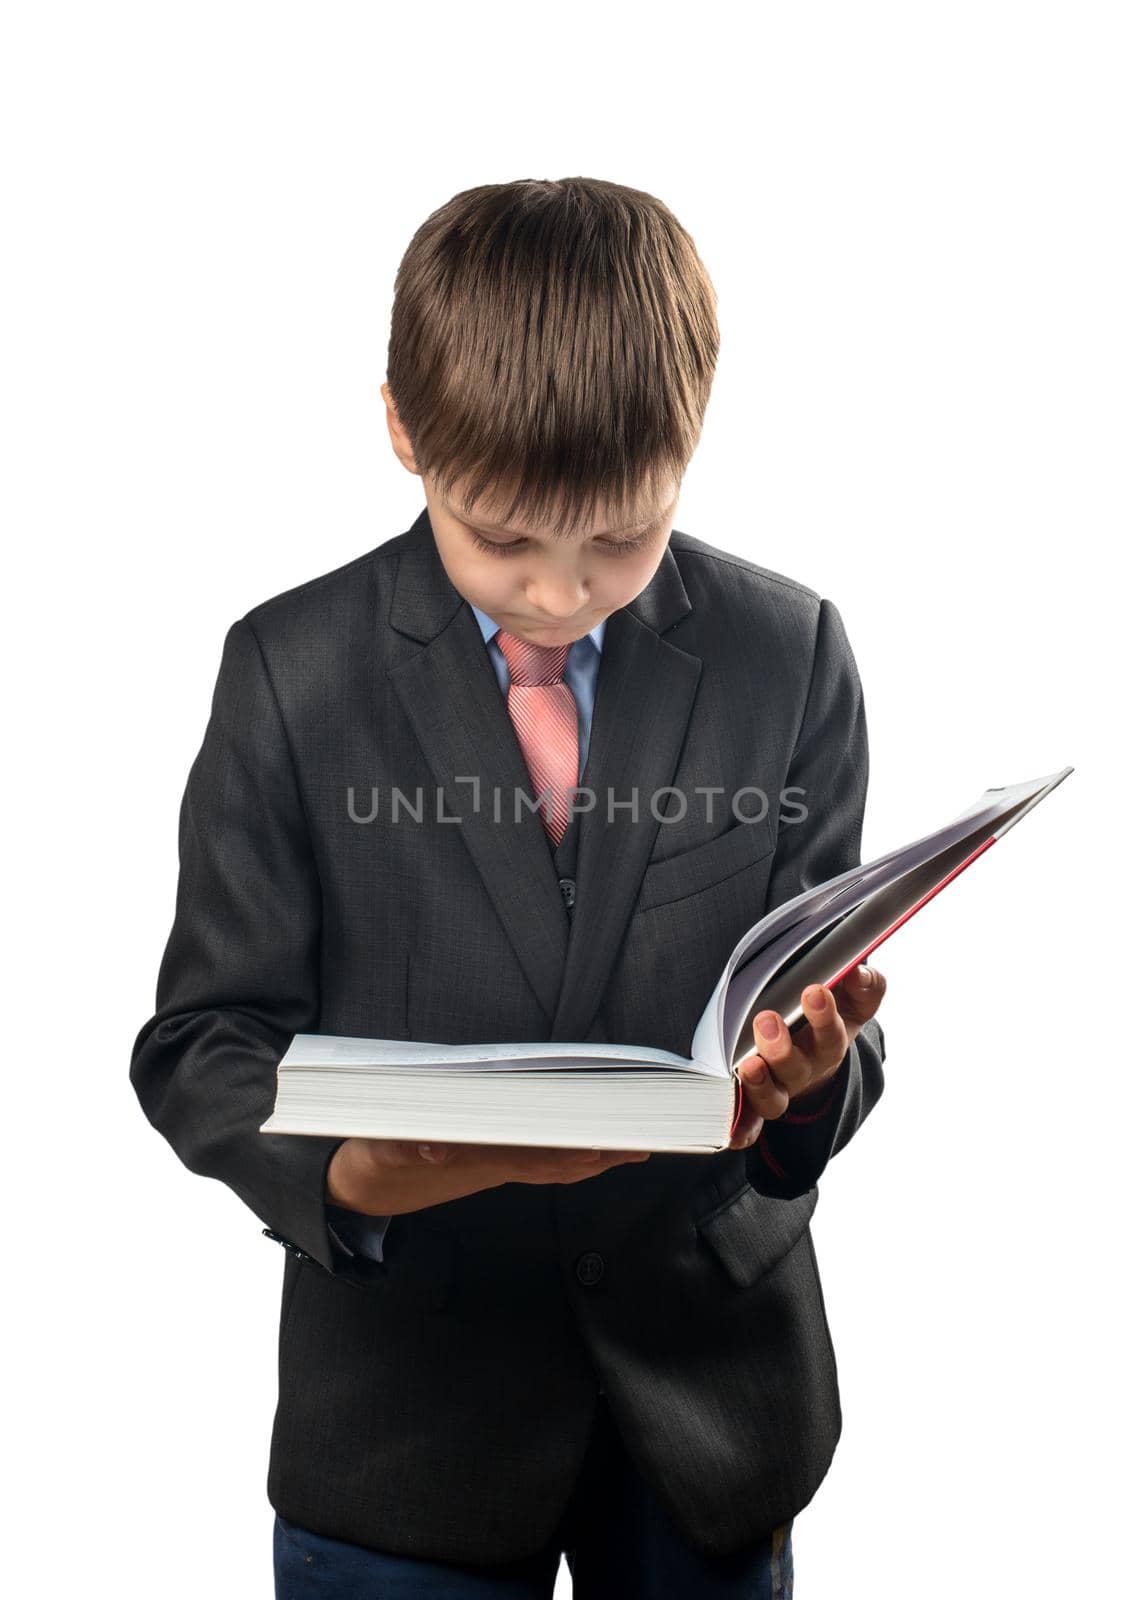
[{"xmin": 468, "ymin": 603, "xmax": 606, "ymax": 654}]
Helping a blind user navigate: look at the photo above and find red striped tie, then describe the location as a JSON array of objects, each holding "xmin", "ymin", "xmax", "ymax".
[{"xmin": 494, "ymin": 629, "xmax": 580, "ymax": 847}]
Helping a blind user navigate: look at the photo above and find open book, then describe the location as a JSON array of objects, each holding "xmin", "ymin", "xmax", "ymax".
[{"xmin": 260, "ymin": 767, "xmax": 1072, "ymax": 1154}]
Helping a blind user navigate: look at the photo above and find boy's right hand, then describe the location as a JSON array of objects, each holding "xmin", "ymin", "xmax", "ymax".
[{"xmin": 325, "ymin": 1137, "xmax": 652, "ymax": 1217}]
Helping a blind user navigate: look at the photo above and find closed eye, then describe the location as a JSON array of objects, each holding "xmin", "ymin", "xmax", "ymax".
[{"xmin": 465, "ymin": 525, "xmax": 658, "ymax": 558}]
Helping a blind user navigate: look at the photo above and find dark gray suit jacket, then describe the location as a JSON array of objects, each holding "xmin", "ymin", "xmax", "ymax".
[{"xmin": 129, "ymin": 505, "xmax": 885, "ymax": 1563}]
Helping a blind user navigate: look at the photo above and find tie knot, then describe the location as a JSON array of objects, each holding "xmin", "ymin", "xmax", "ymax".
[{"xmin": 494, "ymin": 629, "xmax": 571, "ymax": 687}]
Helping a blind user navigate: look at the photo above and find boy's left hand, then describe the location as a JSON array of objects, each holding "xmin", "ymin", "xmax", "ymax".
[{"xmin": 729, "ymin": 964, "xmax": 887, "ymax": 1149}]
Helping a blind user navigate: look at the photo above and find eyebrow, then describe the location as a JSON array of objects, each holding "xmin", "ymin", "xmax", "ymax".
[{"xmin": 446, "ymin": 499, "xmax": 673, "ymax": 539}]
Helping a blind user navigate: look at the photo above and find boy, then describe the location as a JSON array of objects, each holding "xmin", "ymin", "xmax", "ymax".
[{"xmin": 131, "ymin": 176, "xmax": 887, "ymax": 1598}]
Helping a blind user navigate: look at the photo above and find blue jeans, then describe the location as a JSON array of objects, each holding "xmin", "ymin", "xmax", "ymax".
[{"xmin": 273, "ymin": 1397, "xmax": 795, "ymax": 1598}]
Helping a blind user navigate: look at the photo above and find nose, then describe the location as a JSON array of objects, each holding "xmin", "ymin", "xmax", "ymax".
[{"xmin": 525, "ymin": 575, "xmax": 590, "ymax": 620}]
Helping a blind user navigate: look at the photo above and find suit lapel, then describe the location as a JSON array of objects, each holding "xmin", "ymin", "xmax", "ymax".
[{"xmin": 386, "ymin": 506, "xmax": 702, "ymax": 1038}]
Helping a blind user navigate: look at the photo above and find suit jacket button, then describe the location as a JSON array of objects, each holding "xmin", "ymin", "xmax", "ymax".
[
  {"xmin": 263, "ymin": 1228, "xmax": 308, "ymax": 1262},
  {"xmin": 558, "ymin": 877, "xmax": 576, "ymax": 909},
  {"xmin": 575, "ymin": 1251, "xmax": 605, "ymax": 1287}
]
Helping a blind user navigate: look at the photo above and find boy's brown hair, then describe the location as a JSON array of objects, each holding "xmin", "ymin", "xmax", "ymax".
[{"xmin": 385, "ymin": 176, "xmax": 719, "ymax": 538}]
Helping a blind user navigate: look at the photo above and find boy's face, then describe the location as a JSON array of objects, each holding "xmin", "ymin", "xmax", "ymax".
[{"xmin": 383, "ymin": 385, "xmax": 678, "ymax": 648}]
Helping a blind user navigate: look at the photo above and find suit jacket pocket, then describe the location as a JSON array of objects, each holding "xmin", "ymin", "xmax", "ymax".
[
  {"xmin": 695, "ymin": 1181, "xmax": 818, "ymax": 1289},
  {"xmin": 637, "ymin": 817, "xmax": 776, "ymax": 913}
]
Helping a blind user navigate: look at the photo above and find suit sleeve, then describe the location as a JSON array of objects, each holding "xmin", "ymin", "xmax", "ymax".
[
  {"xmin": 744, "ymin": 596, "xmax": 887, "ymax": 1200},
  {"xmin": 129, "ymin": 616, "xmax": 373, "ymax": 1280}
]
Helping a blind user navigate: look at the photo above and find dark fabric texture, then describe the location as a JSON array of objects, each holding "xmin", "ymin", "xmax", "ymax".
[
  {"xmin": 129, "ymin": 505, "xmax": 886, "ymax": 1565},
  {"xmin": 273, "ymin": 1391, "xmax": 794, "ymax": 1598}
]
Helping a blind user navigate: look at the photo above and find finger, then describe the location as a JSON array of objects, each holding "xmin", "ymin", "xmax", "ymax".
[
  {"xmin": 548, "ymin": 1147, "xmax": 649, "ymax": 1165},
  {"xmin": 414, "ymin": 1142, "xmax": 584, "ymax": 1167},
  {"xmin": 798, "ymin": 985, "xmax": 850, "ymax": 1072},
  {"xmin": 735, "ymin": 1042, "xmax": 790, "ymax": 1119},
  {"xmin": 458, "ymin": 1142, "xmax": 577, "ymax": 1176},
  {"xmin": 362, "ymin": 1139, "xmax": 455, "ymax": 1168},
  {"xmin": 537, "ymin": 1145, "xmax": 649, "ymax": 1164},
  {"xmin": 517, "ymin": 1148, "xmax": 652, "ymax": 1185},
  {"xmin": 834, "ymin": 963, "xmax": 888, "ymax": 1024},
  {"xmin": 564, "ymin": 1147, "xmax": 651, "ymax": 1167},
  {"xmin": 745, "ymin": 1009, "xmax": 817, "ymax": 1105},
  {"xmin": 510, "ymin": 1146, "xmax": 650, "ymax": 1176},
  {"xmin": 415, "ymin": 1142, "xmax": 453, "ymax": 1164}
]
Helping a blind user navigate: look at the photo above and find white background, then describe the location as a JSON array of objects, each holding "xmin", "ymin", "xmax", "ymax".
[{"xmin": 4, "ymin": 3, "xmax": 1144, "ymax": 1595}]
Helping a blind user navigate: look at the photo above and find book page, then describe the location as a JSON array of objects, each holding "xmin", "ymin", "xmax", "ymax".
[
  {"xmin": 280, "ymin": 1034, "xmax": 697, "ymax": 1073},
  {"xmin": 690, "ymin": 768, "xmax": 1072, "ymax": 1073}
]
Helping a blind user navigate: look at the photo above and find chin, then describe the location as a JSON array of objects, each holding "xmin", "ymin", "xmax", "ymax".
[
  {"xmin": 533, "ymin": 628, "xmax": 587, "ymax": 646},
  {"xmin": 507, "ymin": 619, "xmax": 568, "ymax": 637}
]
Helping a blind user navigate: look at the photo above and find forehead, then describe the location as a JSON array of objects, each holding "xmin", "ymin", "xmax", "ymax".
[{"xmin": 443, "ymin": 478, "xmax": 676, "ymax": 538}]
